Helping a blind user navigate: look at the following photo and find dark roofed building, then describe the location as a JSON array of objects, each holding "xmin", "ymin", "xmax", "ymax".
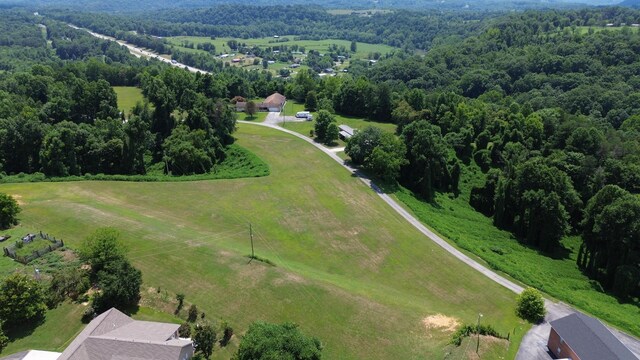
[
  {"xmin": 58, "ymin": 308, "xmax": 193, "ymax": 360},
  {"xmin": 548, "ymin": 312, "xmax": 638, "ymax": 360}
]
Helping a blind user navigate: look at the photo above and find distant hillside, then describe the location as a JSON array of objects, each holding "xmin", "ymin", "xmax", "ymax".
[
  {"xmin": 3, "ymin": 0, "xmax": 602, "ymax": 12},
  {"xmin": 620, "ymin": 0, "xmax": 640, "ymax": 8}
]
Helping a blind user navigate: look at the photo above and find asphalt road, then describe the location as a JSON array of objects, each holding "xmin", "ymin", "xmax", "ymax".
[{"xmin": 65, "ymin": 22, "xmax": 640, "ymax": 357}]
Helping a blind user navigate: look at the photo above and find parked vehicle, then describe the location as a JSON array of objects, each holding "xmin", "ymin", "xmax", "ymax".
[{"xmin": 296, "ymin": 111, "xmax": 312, "ymax": 120}]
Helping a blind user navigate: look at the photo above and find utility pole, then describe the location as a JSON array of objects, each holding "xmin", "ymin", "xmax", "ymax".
[
  {"xmin": 476, "ymin": 313, "xmax": 483, "ymax": 354},
  {"xmin": 249, "ymin": 223, "xmax": 254, "ymax": 258}
]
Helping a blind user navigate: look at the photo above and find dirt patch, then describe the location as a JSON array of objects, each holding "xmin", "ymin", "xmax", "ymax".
[
  {"xmin": 11, "ymin": 194, "xmax": 25, "ymax": 206},
  {"xmin": 272, "ymin": 271, "xmax": 307, "ymax": 286},
  {"xmin": 423, "ymin": 314, "xmax": 461, "ymax": 334},
  {"xmin": 464, "ymin": 335, "xmax": 509, "ymax": 360}
]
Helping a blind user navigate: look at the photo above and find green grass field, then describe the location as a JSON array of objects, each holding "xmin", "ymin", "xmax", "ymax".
[
  {"xmin": 392, "ymin": 164, "xmax": 640, "ymax": 337},
  {"xmin": 0, "ymin": 124, "xmax": 527, "ymax": 359},
  {"xmin": 166, "ymin": 35, "xmax": 395, "ymax": 74},
  {"xmin": 113, "ymin": 86, "xmax": 145, "ymax": 115}
]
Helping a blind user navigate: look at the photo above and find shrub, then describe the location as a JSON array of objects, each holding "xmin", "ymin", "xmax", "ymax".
[
  {"xmin": 188, "ymin": 304, "xmax": 198, "ymax": 322},
  {"xmin": 220, "ymin": 321, "xmax": 234, "ymax": 347},
  {"xmin": 516, "ymin": 287, "xmax": 546, "ymax": 323},
  {"xmin": 179, "ymin": 322, "xmax": 192, "ymax": 338},
  {"xmin": 450, "ymin": 324, "xmax": 505, "ymax": 346},
  {"xmin": 82, "ymin": 306, "xmax": 96, "ymax": 323}
]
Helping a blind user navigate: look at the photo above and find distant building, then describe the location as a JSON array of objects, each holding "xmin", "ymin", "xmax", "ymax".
[
  {"xmin": 236, "ymin": 93, "xmax": 286, "ymax": 113},
  {"xmin": 260, "ymin": 92, "xmax": 286, "ymax": 112},
  {"xmin": 547, "ymin": 312, "xmax": 637, "ymax": 360},
  {"xmin": 338, "ymin": 125, "xmax": 356, "ymax": 140}
]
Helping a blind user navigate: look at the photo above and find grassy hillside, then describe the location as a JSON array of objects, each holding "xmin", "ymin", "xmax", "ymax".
[
  {"xmin": 0, "ymin": 124, "xmax": 527, "ymax": 359},
  {"xmin": 392, "ymin": 165, "xmax": 640, "ymax": 337}
]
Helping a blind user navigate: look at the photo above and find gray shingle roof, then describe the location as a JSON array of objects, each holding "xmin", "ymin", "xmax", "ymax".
[
  {"xmin": 57, "ymin": 308, "xmax": 193, "ymax": 360},
  {"xmin": 550, "ymin": 312, "xmax": 638, "ymax": 360}
]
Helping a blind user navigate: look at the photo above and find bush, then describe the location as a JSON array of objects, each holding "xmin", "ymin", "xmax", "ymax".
[
  {"xmin": 179, "ymin": 322, "xmax": 192, "ymax": 337},
  {"xmin": 236, "ymin": 322, "xmax": 322, "ymax": 360},
  {"xmin": 82, "ymin": 306, "xmax": 96, "ymax": 323},
  {"xmin": 450, "ymin": 324, "xmax": 505, "ymax": 346},
  {"xmin": 0, "ymin": 273, "xmax": 47, "ymax": 328},
  {"xmin": 188, "ymin": 304, "xmax": 198, "ymax": 322},
  {"xmin": 0, "ymin": 193, "xmax": 20, "ymax": 230},
  {"xmin": 0, "ymin": 326, "xmax": 7, "ymax": 352},
  {"xmin": 220, "ymin": 321, "xmax": 234, "ymax": 347},
  {"xmin": 516, "ymin": 287, "xmax": 546, "ymax": 323}
]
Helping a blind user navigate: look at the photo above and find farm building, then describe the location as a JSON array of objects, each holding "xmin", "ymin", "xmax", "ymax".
[
  {"xmin": 338, "ymin": 125, "xmax": 356, "ymax": 140},
  {"xmin": 547, "ymin": 312, "xmax": 637, "ymax": 360}
]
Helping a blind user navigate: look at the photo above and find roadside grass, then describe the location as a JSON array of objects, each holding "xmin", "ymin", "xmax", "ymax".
[
  {"xmin": 391, "ymin": 164, "xmax": 640, "ymax": 337},
  {"xmin": 0, "ymin": 144, "xmax": 269, "ymax": 184},
  {"xmin": 0, "ymin": 124, "xmax": 524, "ymax": 359},
  {"xmin": 113, "ymin": 86, "xmax": 144, "ymax": 116}
]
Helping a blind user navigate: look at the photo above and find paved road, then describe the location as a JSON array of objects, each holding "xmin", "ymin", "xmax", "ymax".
[
  {"xmin": 238, "ymin": 120, "xmax": 640, "ymax": 360},
  {"xmin": 65, "ymin": 23, "xmax": 640, "ymax": 357},
  {"xmin": 67, "ymin": 24, "xmax": 210, "ymax": 74}
]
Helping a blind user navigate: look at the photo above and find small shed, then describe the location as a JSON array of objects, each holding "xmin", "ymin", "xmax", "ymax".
[
  {"xmin": 548, "ymin": 312, "xmax": 638, "ymax": 360},
  {"xmin": 338, "ymin": 125, "xmax": 356, "ymax": 140}
]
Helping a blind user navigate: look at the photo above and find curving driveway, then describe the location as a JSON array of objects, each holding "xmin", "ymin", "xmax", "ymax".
[{"xmin": 239, "ymin": 120, "xmax": 640, "ymax": 360}]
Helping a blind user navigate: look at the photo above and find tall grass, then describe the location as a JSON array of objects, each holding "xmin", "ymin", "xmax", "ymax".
[{"xmin": 393, "ymin": 164, "xmax": 640, "ymax": 336}]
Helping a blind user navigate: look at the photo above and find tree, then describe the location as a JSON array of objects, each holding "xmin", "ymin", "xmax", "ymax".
[
  {"xmin": 79, "ymin": 228, "xmax": 127, "ymax": 275},
  {"xmin": 364, "ymin": 133, "xmax": 407, "ymax": 182},
  {"xmin": 48, "ymin": 266, "xmax": 90, "ymax": 306},
  {"xmin": 516, "ymin": 287, "xmax": 546, "ymax": 323},
  {"xmin": 245, "ymin": 101, "xmax": 257, "ymax": 118},
  {"xmin": 162, "ymin": 125, "xmax": 218, "ymax": 175},
  {"xmin": 93, "ymin": 258, "xmax": 142, "ymax": 313},
  {"xmin": 0, "ymin": 193, "xmax": 20, "ymax": 230},
  {"xmin": 194, "ymin": 322, "xmax": 217, "ymax": 359},
  {"xmin": 176, "ymin": 293, "xmax": 185, "ymax": 313},
  {"xmin": 305, "ymin": 91, "xmax": 318, "ymax": 112},
  {"xmin": 313, "ymin": 110, "xmax": 336, "ymax": 144},
  {"xmin": 350, "ymin": 40, "xmax": 357, "ymax": 53},
  {"xmin": 236, "ymin": 322, "xmax": 323, "ymax": 360},
  {"xmin": 0, "ymin": 273, "xmax": 47, "ymax": 329},
  {"xmin": 325, "ymin": 123, "xmax": 339, "ymax": 145},
  {"xmin": 345, "ymin": 126, "xmax": 384, "ymax": 165}
]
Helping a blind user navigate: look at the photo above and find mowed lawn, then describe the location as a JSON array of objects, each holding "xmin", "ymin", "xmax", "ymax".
[
  {"xmin": 113, "ymin": 86, "xmax": 145, "ymax": 115},
  {"xmin": 0, "ymin": 124, "xmax": 527, "ymax": 359}
]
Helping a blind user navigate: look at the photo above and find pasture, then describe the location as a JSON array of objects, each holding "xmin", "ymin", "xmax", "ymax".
[
  {"xmin": 113, "ymin": 86, "xmax": 145, "ymax": 115},
  {"xmin": 0, "ymin": 124, "xmax": 527, "ymax": 359},
  {"xmin": 167, "ymin": 36, "xmax": 396, "ymax": 61}
]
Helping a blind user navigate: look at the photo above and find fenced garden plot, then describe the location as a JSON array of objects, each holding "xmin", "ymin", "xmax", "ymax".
[{"xmin": 3, "ymin": 232, "xmax": 64, "ymax": 264}]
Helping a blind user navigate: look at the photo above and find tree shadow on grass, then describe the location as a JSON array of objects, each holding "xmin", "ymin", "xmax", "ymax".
[{"xmin": 5, "ymin": 317, "xmax": 45, "ymax": 343}]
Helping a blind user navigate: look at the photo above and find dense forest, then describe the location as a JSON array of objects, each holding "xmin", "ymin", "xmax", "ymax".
[
  {"xmin": 0, "ymin": 11, "xmax": 284, "ymax": 178},
  {"xmin": 46, "ymin": 6, "xmax": 488, "ymax": 50},
  {"xmin": 3, "ymin": 0, "xmax": 614, "ymax": 12}
]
